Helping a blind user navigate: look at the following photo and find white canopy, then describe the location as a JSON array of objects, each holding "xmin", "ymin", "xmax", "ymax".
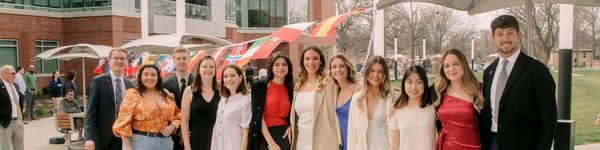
[
  {"xmin": 35, "ymin": 43, "xmax": 112, "ymax": 109},
  {"xmin": 121, "ymin": 33, "xmax": 234, "ymax": 53}
]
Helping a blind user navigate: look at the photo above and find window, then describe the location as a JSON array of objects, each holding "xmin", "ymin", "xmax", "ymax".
[
  {"xmin": 243, "ymin": 0, "xmax": 287, "ymax": 28},
  {"xmin": 35, "ymin": 40, "xmax": 59, "ymax": 74},
  {"xmin": 0, "ymin": 40, "xmax": 18, "ymax": 67}
]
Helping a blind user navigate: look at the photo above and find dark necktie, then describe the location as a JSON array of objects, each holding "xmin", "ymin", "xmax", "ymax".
[
  {"xmin": 115, "ymin": 78, "xmax": 123, "ymax": 116},
  {"xmin": 180, "ymin": 78, "xmax": 187, "ymax": 94}
]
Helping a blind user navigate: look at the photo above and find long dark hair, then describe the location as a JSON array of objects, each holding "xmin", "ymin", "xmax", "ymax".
[
  {"xmin": 51, "ymin": 70, "xmax": 61, "ymax": 80},
  {"xmin": 191, "ymin": 55, "xmax": 219, "ymax": 93},
  {"xmin": 136, "ymin": 64, "xmax": 168, "ymax": 101},
  {"xmin": 394, "ymin": 65, "xmax": 432, "ymax": 108},
  {"xmin": 220, "ymin": 65, "xmax": 249, "ymax": 98},
  {"xmin": 267, "ymin": 52, "xmax": 294, "ymax": 93},
  {"xmin": 296, "ymin": 46, "xmax": 326, "ymax": 90}
]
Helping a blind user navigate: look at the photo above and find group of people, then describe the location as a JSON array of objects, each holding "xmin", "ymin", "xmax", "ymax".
[{"xmin": 0, "ymin": 14, "xmax": 557, "ymax": 150}]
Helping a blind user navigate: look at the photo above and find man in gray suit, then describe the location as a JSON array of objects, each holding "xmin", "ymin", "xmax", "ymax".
[
  {"xmin": 85, "ymin": 48, "xmax": 134, "ymax": 150},
  {"xmin": 0, "ymin": 65, "xmax": 24, "ymax": 150}
]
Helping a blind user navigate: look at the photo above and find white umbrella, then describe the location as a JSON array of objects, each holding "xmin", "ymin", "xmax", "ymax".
[
  {"xmin": 35, "ymin": 43, "xmax": 112, "ymax": 110},
  {"xmin": 376, "ymin": 0, "xmax": 600, "ymax": 14},
  {"xmin": 121, "ymin": 33, "xmax": 233, "ymax": 53}
]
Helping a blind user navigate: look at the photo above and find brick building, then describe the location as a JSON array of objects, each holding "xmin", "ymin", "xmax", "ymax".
[{"xmin": 0, "ymin": 0, "xmax": 335, "ymax": 95}]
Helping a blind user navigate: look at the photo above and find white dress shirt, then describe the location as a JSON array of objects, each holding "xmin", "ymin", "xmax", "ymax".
[
  {"xmin": 3, "ymin": 80, "xmax": 19, "ymax": 118},
  {"xmin": 110, "ymin": 71, "xmax": 126, "ymax": 100},
  {"xmin": 490, "ymin": 49, "xmax": 521, "ymax": 132},
  {"xmin": 15, "ymin": 73, "xmax": 26, "ymax": 95}
]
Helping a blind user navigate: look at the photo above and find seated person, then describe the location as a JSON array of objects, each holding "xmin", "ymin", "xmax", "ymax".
[{"xmin": 58, "ymin": 89, "xmax": 83, "ymax": 140}]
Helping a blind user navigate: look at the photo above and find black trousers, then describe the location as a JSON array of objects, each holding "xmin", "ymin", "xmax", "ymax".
[
  {"xmin": 261, "ymin": 126, "xmax": 291, "ymax": 150},
  {"xmin": 490, "ymin": 132, "xmax": 499, "ymax": 150}
]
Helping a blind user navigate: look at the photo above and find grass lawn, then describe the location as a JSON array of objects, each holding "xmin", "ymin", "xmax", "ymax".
[{"xmin": 390, "ymin": 69, "xmax": 600, "ymax": 145}]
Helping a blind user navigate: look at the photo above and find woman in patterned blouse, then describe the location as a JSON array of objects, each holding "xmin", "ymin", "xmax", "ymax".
[{"xmin": 113, "ymin": 64, "xmax": 181, "ymax": 150}]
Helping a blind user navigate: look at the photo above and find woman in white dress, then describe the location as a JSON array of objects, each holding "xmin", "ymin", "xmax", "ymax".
[
  {"xmin": 388, "ymin": 65, "xmax": 436, "ymax": 150},
  {"xmin": 290, "ymin": 46, "xmax": 340, "ymax": 150},
  {"xmin": 211, "ymin": 65, "xmax": 252, "ymax": 150},
  {"xmin": 347, "ymin": 55, "xmax": 399, "ymax": 150}
]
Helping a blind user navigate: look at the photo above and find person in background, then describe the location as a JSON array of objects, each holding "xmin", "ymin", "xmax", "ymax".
[
  {"xmin": 0, "ymin": 65, "xmax": 25, "ymax": 150},
  {"xmin": 63, "ymin": 70, "xmax": 78, "ymax": 99},
  {"xmin": 49, "ymin": 70, "xmax": 64, "ymax": 113},
  {"xmin": 24, "ymin": 65, "xmax": 38, "ymax": 121},
  {"xmin": 180, "ymin": 55, "xmax": 221, "ymax": 150},
  {"xmin": 211, "ymin": 65, "xmax": 252, "ymax": 150},
  {"xmin": 59, "ymin": 89, "xmax": 83, "ymax": 141},
  {"xmin": 388, "ymin": 65, "xmax": 436, "ymax": 150},
  {"xmin": 329, "ymin": 55, "xmax": 359, "ymax": 150},
  {"xmin": 14, "ymin": 66, "xmax": 26, "ymax": 117},
  {"xmin": 290, "ymin": 46, "xmax": 340, "ymax": 150},
  {"xmin": 113, "ymin": 64, "xmax": 181, "ymax": 150},
  {"xmin": 248, "ymin": 52, "xmax": 294, "ymax": 150},
  {"xmin": 162, "ymin": 47, "xmax": 193, "ymax": 150},
  {"xmin": 347, "ymin": 55, "xmax": 399, "ymax": 150},
  {"xmin": 245, "ymin": 64, "xmax": 255, "ymax": 86}
]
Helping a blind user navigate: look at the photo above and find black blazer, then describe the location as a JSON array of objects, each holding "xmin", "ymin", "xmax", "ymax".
[
  {"xmin": 0, "ymin": 81, "xmax": 24, "ymax": 128},
  {"xmin": 84, "ymin": 73, "xmax": 133, "ymax": 149},
  {"xmin": 480, "ymin": 52, "xmax": 557, "ymax": 150},
  {"xmin": 163, "ymin": 74, "xmax": 193, "ymax": 108},
  {"xmin": 247, "ymin": 79, "xmax": 293, "ymax": 150}
]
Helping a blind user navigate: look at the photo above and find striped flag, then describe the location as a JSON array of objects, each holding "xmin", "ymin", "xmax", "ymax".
[
  {"xmin": 311, "ymin": 7, "xmax": 367, "ymax": 37},
  {"xmin": 216, "ymin": 42, "xmax": 249, "ymax": 79},
  {"xmin": 187, "ymin": 50, "xmax": 207, "ymax": 73},
  {"xmin": 236, "ymin": 36, "xmax": 270, "ymax": 66}
]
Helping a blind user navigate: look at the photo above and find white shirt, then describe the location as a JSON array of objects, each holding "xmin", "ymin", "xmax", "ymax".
[
  {"xmin": 490, "ymin": 49, "xmax": 521, "ymax": 132},
  {"xmin": 15, "ymin": 73, "xmax": 26, "ymax": 95},
  {"xmin": 3, "ymin": 80, "xmax": 19, "ymax": 118},
  {"xmin": 110, "ymin": 71, "xmax": 126, "ymax": 100},
  {"xmin": 176, "ymin": 73, "xmax": 190, "ymax": 91}
]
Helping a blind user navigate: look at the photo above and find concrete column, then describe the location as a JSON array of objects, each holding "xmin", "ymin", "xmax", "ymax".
[
  {"xmin": 555, "ymin": 4, "xmax": 575, "ymax": 150},
  {"xmin": 176, "ymin": 0, "xmax": 186, "ymax": 34},
  {"xmin": 373, "ymin": 0, "xmax": 385, "ymax": 56},
  {"xmin": 141, "ymin": 0, "xmax": 149, "ymax": 37}
]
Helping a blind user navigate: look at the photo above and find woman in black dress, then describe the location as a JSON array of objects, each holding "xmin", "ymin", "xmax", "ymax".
[{"xmin": 181, "ymin": 55, "xmax": 221, "ymax": 150}]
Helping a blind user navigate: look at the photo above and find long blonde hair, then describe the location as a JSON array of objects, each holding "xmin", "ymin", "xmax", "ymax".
[
  {"xmin": 356, "ymin": 56, "xmax": 391, "ymax": 111},
  {"xmin": 434, "ymin": 49, "xmax": 484, "ymax": 112}
]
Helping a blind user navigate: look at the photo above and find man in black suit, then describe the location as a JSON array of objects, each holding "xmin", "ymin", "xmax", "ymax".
[
  {"xmin": 85, "ymin": 48, "xmax": 134, "ymax": 150},
  {"xmin": 0, "ymin": 65, "xmax": 24, "ymax": 150},
  {"xmin": 163, "ymin": 47, "xmax": 192, "ymax": 150},
  {"xmin": 481, "ymin": 15, "xmax": 557, "ymax": 150}
]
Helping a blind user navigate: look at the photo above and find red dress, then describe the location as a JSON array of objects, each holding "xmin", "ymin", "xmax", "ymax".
[{"xmin": 436, "ymin": 95, "xmax": 481, "ymax": 150}]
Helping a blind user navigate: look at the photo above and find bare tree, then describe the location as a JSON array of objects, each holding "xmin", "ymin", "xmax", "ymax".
[
  {"xmin": 506, "ymin": 4, "xmax": 559, "ymax": 65},
  {"xmin": 577, "ymin": 6, "xmax": 600, "ymax": 59},
  {"xmin": 425, "ymin": 6, "xmax": 458, "ymax": 54}
]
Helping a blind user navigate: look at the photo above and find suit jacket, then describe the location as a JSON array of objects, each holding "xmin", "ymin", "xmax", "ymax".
[
  {"xmin": 480, "ymin": 52, "xmax": 557, "ymax": 150},
  {"xmin": 0, "ymin": 82, "xmax": 24, "ymax": 128},
  {"xmin": 163, "ymin": 74, "xmax": 193, "ymax": 108},
  {"xmin": 84, "ymin": 72, "xmax": 133, "ymax": 149},
  {"xmin": 247, "ymin": 79, "xmax": 294, "ymax": 150},
  {"xmin": 290, "ymin": 79, "xmax": 341, "ymax": 150}
]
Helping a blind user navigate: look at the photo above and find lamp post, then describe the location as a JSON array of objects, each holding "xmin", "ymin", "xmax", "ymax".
[
  {"xmin": 394, "ymin": 36, "xmax": 398, "ymax": 80},
  {"xmin": 471, "ymin": 37, "xmax": 475, "ymax": 71}
]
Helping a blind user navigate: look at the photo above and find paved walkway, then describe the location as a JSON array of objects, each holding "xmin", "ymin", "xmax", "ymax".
[{"xmin": 23, "ymin": 117, "xmax": 600, "ymax": 150}]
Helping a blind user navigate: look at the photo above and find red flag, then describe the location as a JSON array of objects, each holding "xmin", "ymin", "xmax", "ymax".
[
  {"xmin": 271, "ymin": 22, "xmax": 316, "ymax": 42},
  {"xmin": 251, "ymin": 37, "xmax": 283, "ymax": 59}
]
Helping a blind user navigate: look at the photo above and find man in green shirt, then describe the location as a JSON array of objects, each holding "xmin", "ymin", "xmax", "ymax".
[{"xmin": 23, "ymin": 65, "xmax": 38, "ymax": 120}]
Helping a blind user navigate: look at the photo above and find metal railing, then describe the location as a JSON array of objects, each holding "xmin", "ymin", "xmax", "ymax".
[
  {"xmin": 0, "ymin": 2, "xmax": 139, "ymax": 13},
  {"xmin": 154, "ymin": 0, "xmax": 210, "ymax": 21}
]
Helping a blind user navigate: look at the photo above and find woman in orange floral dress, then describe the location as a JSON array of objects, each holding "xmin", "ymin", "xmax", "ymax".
[{"xmin": 113, "ymin": 64, "xmax": 181, "ymax": 150}]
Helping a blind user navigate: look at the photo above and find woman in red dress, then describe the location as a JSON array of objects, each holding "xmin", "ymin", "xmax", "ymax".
[{"xmin": 434, "ymin": 49, "xmax": 484, "ymax": 150}]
